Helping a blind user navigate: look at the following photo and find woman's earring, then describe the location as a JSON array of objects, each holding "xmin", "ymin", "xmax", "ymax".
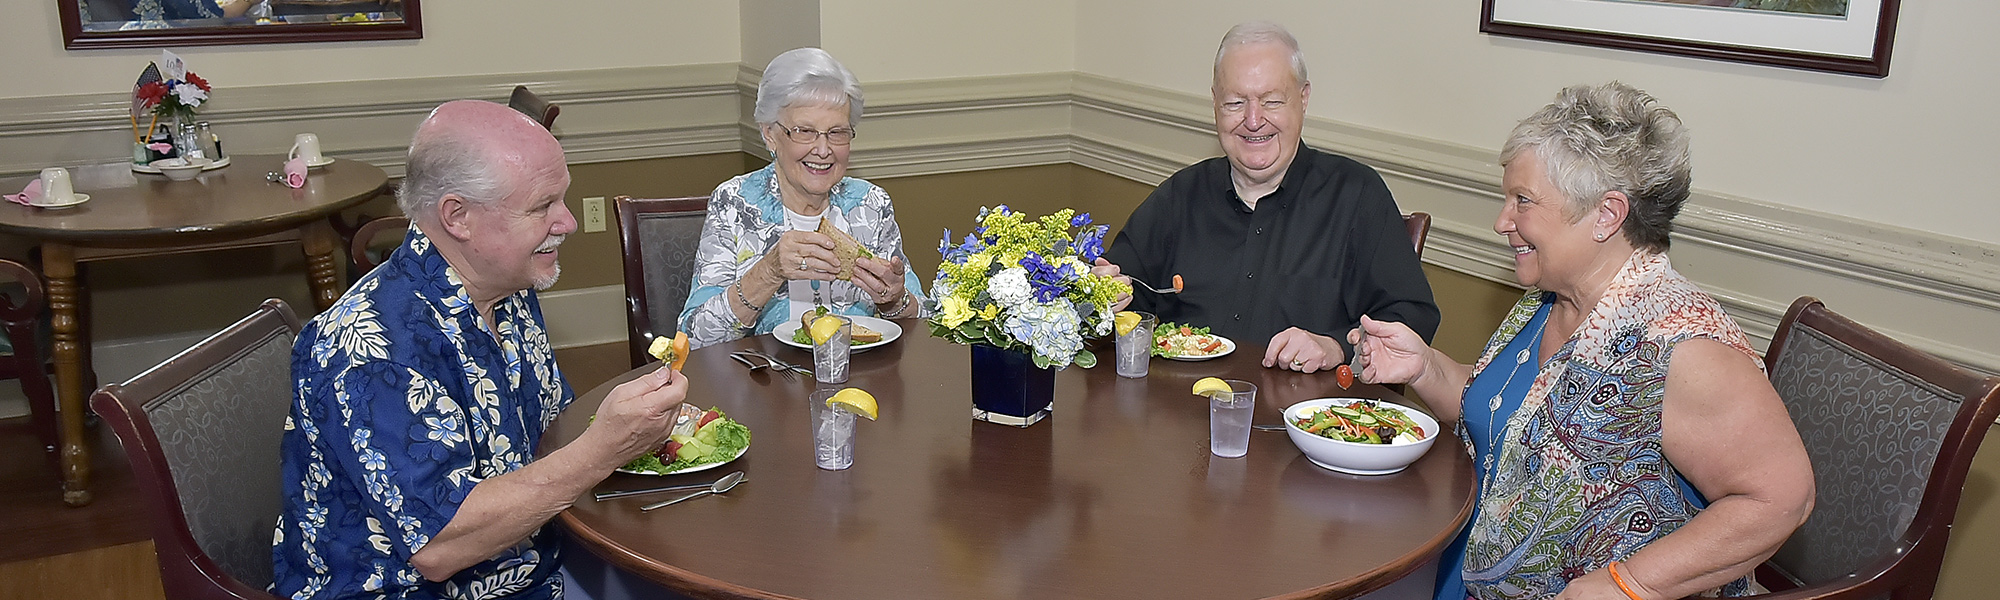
[{"xmin": 1595, "ymin": 233, "xmax": 1606, "ymax": 241}]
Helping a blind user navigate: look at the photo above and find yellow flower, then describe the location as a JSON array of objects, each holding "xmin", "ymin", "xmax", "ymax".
[
  {"xmin": 979, "ymin": 304, "xmax": 1000, "ymax": 321},
  {"xmin": 940, "ymin": 296, "xmax": 976, "ymax": 328}
]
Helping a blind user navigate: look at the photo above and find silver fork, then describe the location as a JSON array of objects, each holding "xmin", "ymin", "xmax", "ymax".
[
  {"xmin": 733, "ymin": 350, "xmax": 801, "ymax": 381},
  {"xmin": 1128, "ymin": 275, "xmax": 1182, "ymax": 294}
]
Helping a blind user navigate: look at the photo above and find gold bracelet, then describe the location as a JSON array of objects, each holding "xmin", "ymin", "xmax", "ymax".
[{"xmin": 1606, "ymin": 561, "xmax": 1646, "ymax": 600}]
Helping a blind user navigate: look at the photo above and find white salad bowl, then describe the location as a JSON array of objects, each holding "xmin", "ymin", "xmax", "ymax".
[{"xmin": 1283, "ymin": 398, "xmax": 1441, "ymax": 475}]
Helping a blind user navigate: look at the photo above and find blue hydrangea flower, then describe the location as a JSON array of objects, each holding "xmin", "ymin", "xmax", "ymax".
[{"xmin": 1003, "ymin": 301, "xmax": 1083, "ymax": 364}]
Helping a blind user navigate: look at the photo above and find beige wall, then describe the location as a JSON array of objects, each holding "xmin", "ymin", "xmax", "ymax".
[
  {"xmin": 820, "ymin": 0, "xmax": 1075, "ymax": 81},
  {"xmin": 0, "ymin": 1, "xmax": 740, "ymax": 99},
  {"xmin": 1076, "ymin": 0, "xmax": 2000, "ymax": 247}
]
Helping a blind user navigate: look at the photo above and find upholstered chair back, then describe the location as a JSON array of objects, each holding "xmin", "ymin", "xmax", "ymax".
[
  {"xmin": 92, "ymin": 299, "xmax": 301, "ymax": 600},
  {"xmin": 615, "ymin": 195, "xmax": 709, "ymax": 367},
  {"xmin": 1753, "ymin": 297, "xmax": 2000, "ymax": 600}
]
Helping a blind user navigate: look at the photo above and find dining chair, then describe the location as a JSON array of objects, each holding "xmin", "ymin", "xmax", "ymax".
[
  {"xmin": 1744, "ymin": 296, "xmax": 2000, "ymax": 600},
  {"xmin": 509, "ymin": 85, "xmax": 561, "ymax": 130},
  {"xmin": 91, "ymin": 299, "xmax": 301, "ymax": 600},
  {"xmin": 349, "ymin": 215, "xmax": 410, "ymax": 274},
  {"xmin": 615, "ymin": 195, "xmax": 709, "ymax": 367},
  {"xmin": 0, "ymin": 258, "xmax": 57, "ymax": 454},
  {"xmin": 1403, "ymin": 212, "xmax": 1431, "ymax": 259}
]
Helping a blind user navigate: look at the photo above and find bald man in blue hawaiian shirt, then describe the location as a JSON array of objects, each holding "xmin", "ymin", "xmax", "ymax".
[{"xmin": 272, "ymin": 100, "xmax": 688, "ymax": 600}]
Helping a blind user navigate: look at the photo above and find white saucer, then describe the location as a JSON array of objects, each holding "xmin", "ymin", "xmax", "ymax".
[
  {"xmin": 30, "ymin": 193, "xmax": 89, "ymax": 209},
  {"xmin": 302, "ymin": 157, "xmax": 335, "ymax": 169}
]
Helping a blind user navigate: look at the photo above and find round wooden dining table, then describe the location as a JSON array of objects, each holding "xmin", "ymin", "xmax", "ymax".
[
  {"xmin": 542, "ymin": 323, "xmax": 1475, "ymax": 600},
  {"xmin": 0, "ymin": 155, "xmax": 388, "ymax": 505}
]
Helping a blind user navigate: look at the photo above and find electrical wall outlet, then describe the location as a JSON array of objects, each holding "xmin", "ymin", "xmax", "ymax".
[{"xmin": 582, "ymin": 196, "xmax": 606, "ymax": 233}]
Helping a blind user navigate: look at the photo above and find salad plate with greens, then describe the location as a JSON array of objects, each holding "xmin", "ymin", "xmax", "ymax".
[
  {"xmin": 1152, "ymin": 322, "xmax": 1234, "ymax": 361},
  {"xmin": 617, "ymin": 405, "xmax": 753, "ymax": 476}
]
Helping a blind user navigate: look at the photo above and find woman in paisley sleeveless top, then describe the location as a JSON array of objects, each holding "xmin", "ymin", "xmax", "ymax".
[{"xmin": 1349, "ymin": 83, "xmax": 1816, "ymax": 600}]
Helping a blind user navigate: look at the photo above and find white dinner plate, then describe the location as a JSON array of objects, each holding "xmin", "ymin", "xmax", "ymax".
[
  {"xmin": 1163, "ymin": 334, "xmax": 1235, "ymax": 361},
  {"xmin": 615, "ymin": 443, "xmax": 748, "ymax": 476},
  {"xmin": 773, "ymin": 315, "xmax": 903, "ymax": 353}
]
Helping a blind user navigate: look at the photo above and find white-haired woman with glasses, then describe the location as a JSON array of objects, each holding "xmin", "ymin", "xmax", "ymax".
[
  {"xmin": 680, "ymin": 48, "xmax": 927, "ymax": 348},
  {"xmin": 1350, "ymin": 83, "xmax": 1814, "ymax": 600}
]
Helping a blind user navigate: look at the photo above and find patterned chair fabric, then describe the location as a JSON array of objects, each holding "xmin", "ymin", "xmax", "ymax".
[
  {"xmin": 92, "ymin": 299, "xmax": 301, "ymax": 600},
  {"xmin": 1766, "ymin": 324, "xmax": 1956, "ymax": 585},
  {"xmin": 1746, "ymin": 297, "xmax": 2000, "ymax": 600},
  {"xmin": 147, "ymin": 325, "xmax": 295, "ymax": 589},
  {"xmin": 616, "ymin": 196, "xmax": 708, "ymax": 368}
]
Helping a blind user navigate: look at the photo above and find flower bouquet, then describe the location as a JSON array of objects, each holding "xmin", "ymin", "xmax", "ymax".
[
  {"xmin": 130, "ymin": 51, "xmax": 211, "ymax": 159},
  {"xmin": 929, "ymin": 206, "xmax": 1131, "ymax": 369}
]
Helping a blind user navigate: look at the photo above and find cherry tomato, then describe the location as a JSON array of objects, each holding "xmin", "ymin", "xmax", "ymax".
[{"xmin": 1335, "ymin": 364, "xmax": 1355, "ymax": 389}]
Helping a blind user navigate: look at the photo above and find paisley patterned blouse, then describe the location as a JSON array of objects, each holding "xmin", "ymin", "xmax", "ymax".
[
  {"xmin": 1459, "ymin": 251, "xmax": 1758, "ymax": 600},
  {"xmin": 679, "ymin": 164, "xmax": 928, "ymax": 348},
  {"xmin": 273, "ymin": 225, "xmax": 570, "ymax": 600}
]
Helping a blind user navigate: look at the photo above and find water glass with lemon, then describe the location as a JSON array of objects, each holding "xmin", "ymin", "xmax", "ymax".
[
  {"xmin": 812, "ymin": 388, "xmax": 877, "ymax": 470},
  {"xmin": 1113, "ymin": 311, "xmax": 1156, "ymax": 378},
  {"xmin": 809, "ymin": 314, "xmax": 852, "ymax": 384},
  {"xmin": 1195, "ymin": 377, "xmax": 1257, "ymax": 458}
]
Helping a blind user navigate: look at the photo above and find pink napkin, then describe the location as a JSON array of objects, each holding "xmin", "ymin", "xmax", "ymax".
[
  {"xmin": 4, "ymin": 178, "xmax": 41, "ymax": 206},
  {"xmin": 147, "ymin": 143, "xmax": 173, "ymax": 154},
  {"xmin": 281, "ymin": 157, "xmax": 307, "ymax": 189}
]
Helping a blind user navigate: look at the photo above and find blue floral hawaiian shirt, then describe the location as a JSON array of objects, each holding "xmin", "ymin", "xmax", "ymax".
[{"xmin": 273, "ymin": 225, "xmax": 572, "ymax": 600}]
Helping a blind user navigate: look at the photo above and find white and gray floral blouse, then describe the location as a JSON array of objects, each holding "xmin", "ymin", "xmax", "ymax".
[{"xmin": 679, "ymin": 164, "xmax": 928, "ymax": 348}]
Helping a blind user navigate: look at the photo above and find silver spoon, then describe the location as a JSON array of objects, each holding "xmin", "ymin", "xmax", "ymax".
[
  {"xmin": 640, "ymin": 470, "xmax": 745, "ymax": 511},
  {"xmin": 595, "ymin": 471, "xmax": 749, "ymax": 501}
]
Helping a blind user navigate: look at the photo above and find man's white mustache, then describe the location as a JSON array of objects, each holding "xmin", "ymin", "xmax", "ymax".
[{"xmin": 535, "ymin": 235, "xmax": 566, "ymax": 253}]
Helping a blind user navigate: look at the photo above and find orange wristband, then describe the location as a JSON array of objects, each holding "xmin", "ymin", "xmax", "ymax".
[{"xmin": 1606, "ymin": 561, "xmax": 1646, "ymax": 600}]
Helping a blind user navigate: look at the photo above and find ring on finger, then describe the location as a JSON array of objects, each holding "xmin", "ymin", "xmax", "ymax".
[
  {"xmin": 1291, "ymin": 359, "xmax": 1305, "ymax": 368},
  {"xmin": 799, "ymin": 258, "xmax": 809, "ymax": 272}
]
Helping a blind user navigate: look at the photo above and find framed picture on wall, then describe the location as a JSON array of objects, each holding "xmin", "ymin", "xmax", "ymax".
[{"xmin": 1480, "ymin": 0, "xmax": 1900, "ymax": 77}]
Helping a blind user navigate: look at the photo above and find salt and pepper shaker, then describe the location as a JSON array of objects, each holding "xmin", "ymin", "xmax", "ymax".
[{"xmin": 195, "ymin": 121, "xmax": 224, "ymax": 162}]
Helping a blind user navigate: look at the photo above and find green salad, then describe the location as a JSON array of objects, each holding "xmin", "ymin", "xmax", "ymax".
[
  {"xmin": 621, "ymin": 408, "xmax": 752, "ymax": 474},
  {"xmin": 1293, "ymin": 401, "xmax": 1427, "ymax": 445}
]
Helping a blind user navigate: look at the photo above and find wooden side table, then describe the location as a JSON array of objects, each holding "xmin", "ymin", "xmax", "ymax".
[{"xmin": 0, "ymin": 155, "xmax": 388, "ymax": 506}]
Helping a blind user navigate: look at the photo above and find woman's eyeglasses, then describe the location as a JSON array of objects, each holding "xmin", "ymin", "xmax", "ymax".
[{"xmin": 776, "ymin": 124, "xmax": 856, "ymax": 145}]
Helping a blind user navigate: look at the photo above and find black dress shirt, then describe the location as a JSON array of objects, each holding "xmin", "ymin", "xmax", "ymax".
[{"xmin": 1103, "ymin": 146, "xmax": 1440, "ymax": 356}]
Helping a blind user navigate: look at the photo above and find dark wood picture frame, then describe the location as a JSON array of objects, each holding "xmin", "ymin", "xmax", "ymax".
[
  {"xmin": 1480, "ymin": 0, "xmax": 1900, "ymax": 77},
  {"xmin": 57, "ymin": 0, "xmax": 422, "ymax": 50}
]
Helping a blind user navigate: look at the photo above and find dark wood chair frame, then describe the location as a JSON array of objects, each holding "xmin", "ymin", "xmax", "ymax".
[
  {"xmin": 0, "ymin": 259, "xmax": 56, "ymax": 454},
  {"xmin": 509, "ymin": 86, "xmax": 561, "ymax": 131},
  {"xmin": 1404, "ymin": 212, "xmax": 1431, "ymax": 259},
  {"xmin": 1744, "ymin": 296, "xmax": 2000, "ymax": 600},
  {"xmin": 616, "ymin": 195, "xmax": 710, "ymax": 368},
  {"xmin": 349, "ymin": 215, "xmax": 411, "ymax": 274},
  {"xmin": 90, "ymin": 299, "xmax": 301, "ymax": 600}
]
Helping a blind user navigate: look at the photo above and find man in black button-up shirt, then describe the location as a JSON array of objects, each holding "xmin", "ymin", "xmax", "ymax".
[{"xmin": 1098, "ymin": 21, "xmax": 1439, "ymax": 373}]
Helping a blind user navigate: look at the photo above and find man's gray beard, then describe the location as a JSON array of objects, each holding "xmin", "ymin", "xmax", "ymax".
[{"xmin": 533, "ymin": 263, "xmax": 560, "ymax": 291}]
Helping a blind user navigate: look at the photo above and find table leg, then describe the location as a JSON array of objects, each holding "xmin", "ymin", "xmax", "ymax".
[
  {"xmin": 302, "ymin": 219, "xmax": 343, "ymax": 311},
  {"xmin": 44, "ymin": 242, "xmax": 91, "ymax": 507}
]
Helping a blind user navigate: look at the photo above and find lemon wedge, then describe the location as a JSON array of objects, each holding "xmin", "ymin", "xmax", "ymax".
[
  {"xmin": 1113, "ymin": 311, "xmax": 1142, "ymax": 337},
  {"xmin": 1192, "ymin": 377, "xmax": 1232, "ymax": 398},
  {"xmin": 826, "ymin": 388, "xmax": 879, "ymax": 420},
  {"xmin": 809, "ymin": 315, "xmax": 846, "ymax": 345}
]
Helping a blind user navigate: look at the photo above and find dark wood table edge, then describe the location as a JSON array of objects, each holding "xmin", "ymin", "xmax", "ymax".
[{"xmin": 554, "ymin": 330, "xmax": 1479, "ymax": 600}]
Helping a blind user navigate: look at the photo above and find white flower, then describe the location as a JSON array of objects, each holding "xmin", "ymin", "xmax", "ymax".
[
  {"xmin": 988, "ymin": 268, "xmax": 1032, "ymax": 307},
  {"xmin": 172, "ymin": 83, "xmax": 207, "ymax": 107}
]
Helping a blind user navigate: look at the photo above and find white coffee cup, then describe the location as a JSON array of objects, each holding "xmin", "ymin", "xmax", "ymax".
[
  {"xmin": 38, "ymin": 168, "xmax": 74, "ymax": 206},
  {"xmin": 289, "ymin": 133, "xmax": 325, "ymax": 165}
]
